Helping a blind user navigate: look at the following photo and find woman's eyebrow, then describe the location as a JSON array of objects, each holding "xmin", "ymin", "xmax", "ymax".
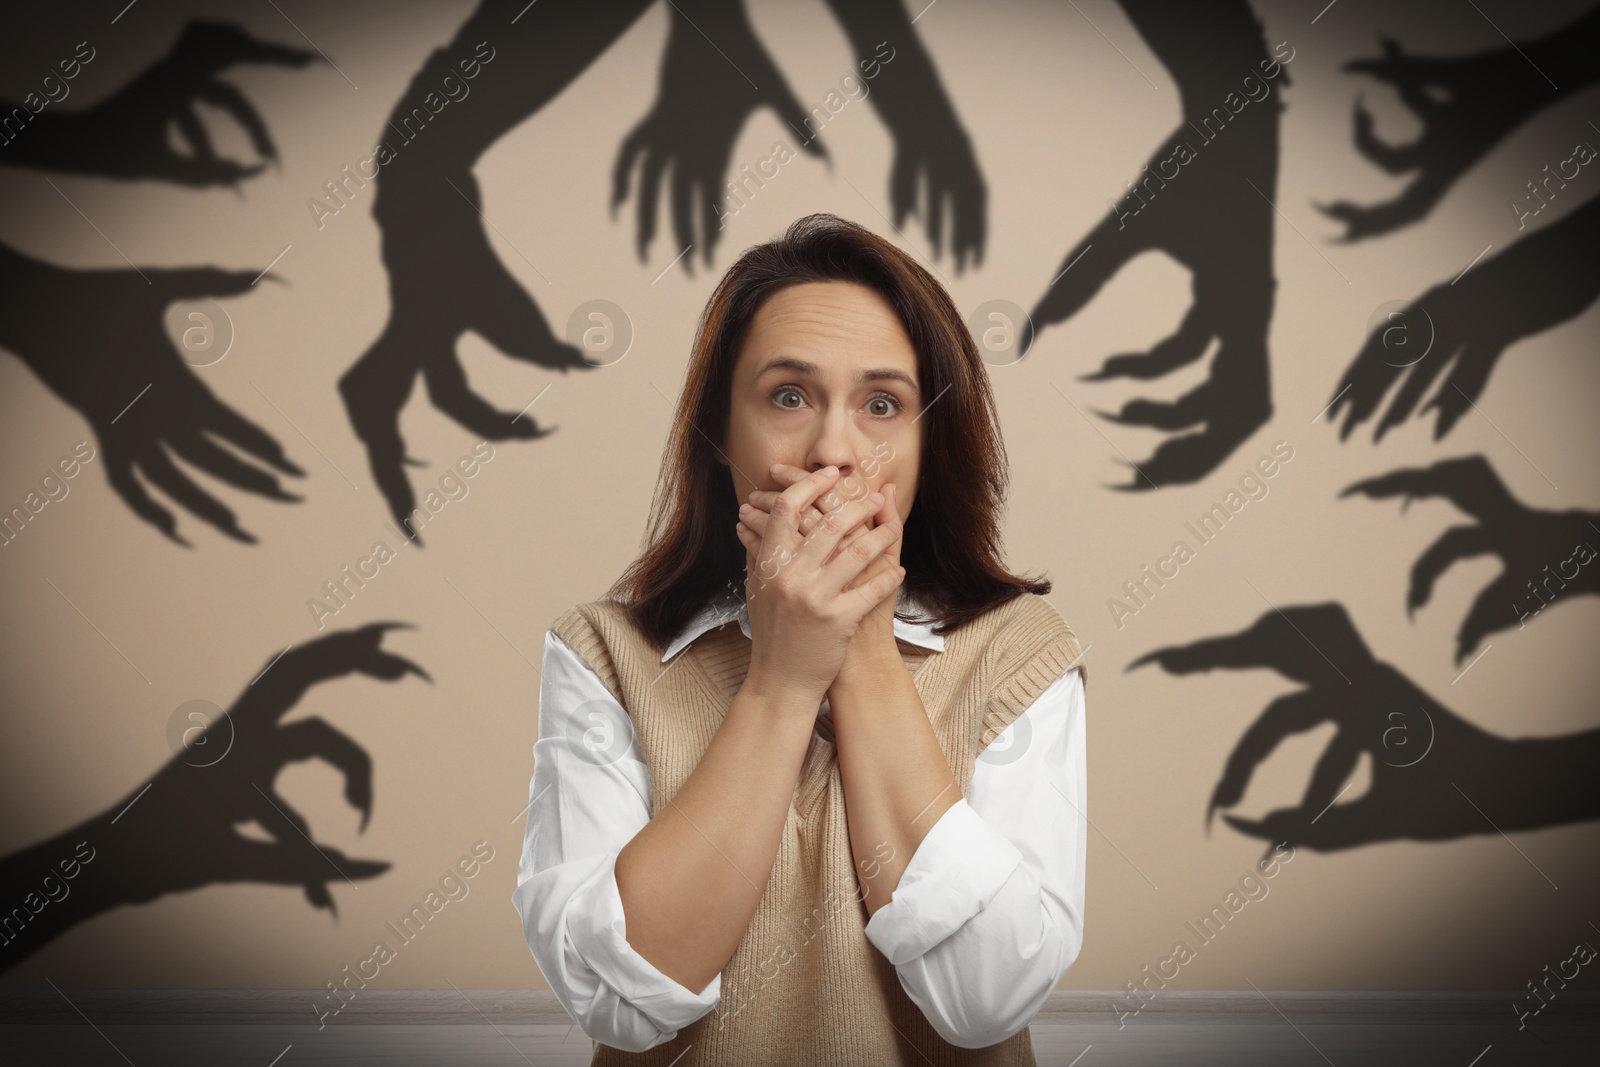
[{"xmin": 755, "ymin": 355, "xmax": 918, "ymax": 390}]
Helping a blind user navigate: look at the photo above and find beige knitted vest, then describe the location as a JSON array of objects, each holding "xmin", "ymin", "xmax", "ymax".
[{"xmin": 550, "ymin": 592, "xmax": 1087, "ymax": 1066}]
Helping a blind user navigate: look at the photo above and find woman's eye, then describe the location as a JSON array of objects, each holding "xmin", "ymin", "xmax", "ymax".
[
  {"xmin": 774, "ymin": 388, "xmax": 805, "ymax": 409},
  {"xmin": 866, "ymin": 395, "xmax": 901, "ymax": 417}
]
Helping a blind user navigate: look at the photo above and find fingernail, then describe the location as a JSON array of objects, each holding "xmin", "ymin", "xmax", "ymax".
[
  {"xmin": 739, "ymin": 503, "xmax": 751, "ymax": 513},
  {"xmin": 824, "ymin": 465, "xmax": 837, "ymax": 476},
  {"xmin": 869, "ymin": 492, "xmax": 884, "ymax": 505}
]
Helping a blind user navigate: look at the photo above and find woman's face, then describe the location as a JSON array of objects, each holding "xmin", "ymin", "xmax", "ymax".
[{"xmin": 722, "ymin": 280, "xmax": 923, "ymax": 526}]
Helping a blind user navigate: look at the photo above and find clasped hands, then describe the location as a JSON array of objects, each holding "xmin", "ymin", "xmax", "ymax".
[{"xmin": 733, "ymin": 463, "xmax": 906, "ymax": 706}]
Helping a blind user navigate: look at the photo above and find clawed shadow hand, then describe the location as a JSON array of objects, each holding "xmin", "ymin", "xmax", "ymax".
[
  {"xmin": 1342, "ymin": 456, "xmax": 1600, "ymax": 662},
  {"xmin": 878, "ymin": 88, "xmax": 986, "ymax": 274},
  {"xmin": 0, "ymin": 625, "xmax": 430, "ymax": 972},
  {"xmin": 6, "ymin": 21, "xmax": 317, "ymax": 185},
  {"xmin": 1029, "ymin": 0, "xmax": 1282, "ymax": 488},
  {"xmin": 342, "ymin": 171, "xmax": 589, "ymax": 536},
  {"xmin": 1325, "ymin": 194, "xmax": 1600, "ymax": 441},
  {"xmin": 1030, "ymin": 115, "xmax": 1277, "ymax": 488},
  {"xmin": 1317, "ymin": 6, "xmax": 1600, "ymax": 240},
  {"xmin": 0, "ymin": 242, "xmax": 303, "ymax": 545},
  {"xmin": 1130, "ymin": 603, "xmax": 1600, "ymax": 851},
  {"xmin": 611, "ymin": 0, "xmax": 825, "ymax": 272},
  {"xmin": 0, "ymin": 21, "xmax": 319, "ymax": 544},
  {"xmin": 116, "ymin": 624, "xmax": 430, "ymax": 912}
]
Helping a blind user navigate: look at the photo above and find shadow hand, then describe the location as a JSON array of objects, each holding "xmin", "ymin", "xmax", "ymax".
[
  {"xmin": 0, "ymin": 242, "xmax": 303, "ymax": 545},
  {"xmin": 611, "ymin": 0, "xmax": 824, "ymax": 272},
  {"xmin": 1342, "ymin": 456, "xmax": 1600, "ymax": 661},
  {"xmin": 1031, "ymin": 115, "xmax": 1278, "ymax": 488},
  {"xmin": 883, "ymin": 107, "xmax": 985, "ymax": 274},
  {"xmin": 122, "ymin": 624, "xmax": 431, "ymax": 913},
  {"xmin": 1317, "ymin": 15, "xmax": 1600, "ymax": 240},
  {"xmin": 343, "ymin": 172, "xmax": 590, "ymax": 535},
  {"xmin": 14, "ymin": 21, "xmax": 317, "ymax": 185},
  {"xmin": 1326, "ymin": 195, "xmax": 1600, "ymax": 441},
  {"xmin": 1130, "ymin": 603, "xmax": 1544, "ymax": 851}
]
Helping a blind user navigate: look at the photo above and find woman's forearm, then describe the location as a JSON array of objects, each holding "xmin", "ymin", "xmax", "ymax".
[
  {"xmin": 613, "ymin": 678, "xmax": 819, "ymax": 994},
  {"xmin": 829, "ymin": 650, "xmax": 959, "ymax": 917}
]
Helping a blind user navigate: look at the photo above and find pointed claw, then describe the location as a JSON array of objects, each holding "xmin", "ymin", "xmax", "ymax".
[{"xmin": 1221, "ymin": 812, "xmax": 1271, "ymax": 838}]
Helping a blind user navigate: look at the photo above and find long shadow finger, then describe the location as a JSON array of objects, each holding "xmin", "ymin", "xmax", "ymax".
[
  {"xmin": 103, "ymin": 449, "xmax": 187, "ymax": 546},
  {"xmin": 421, "ymin": 354, "xmax": 558, "ymax": 441},
  {"xmin": 669, "ymin": 161, "xmax": 699, "ymax": 276},
  {"xmin": 136, "ymin": 442, "xmax": 254, "ymax": 543},
  {"xmin": 175, "ymin": 20, "xmax": 320, "ymax": 76},
  {"xmin": 229, "ymin": 622, "xmax": 428, "ymax": 726},
  {"xmin": 343, "ymin": 622, "xmax": 432, "ymax": 684},
  {"xmin": 610, "ymin": 119, "xmax": 649, "ymax": 216},
  {"xmin": 1459, "ymin": 575, "xmax": 1521, "ymax": 663},
  {"xmin": 1117, "ymin": 416, "xmax": 1257, "ymax": 490},
  {"xmin": 277, "ymin": 718, "xmax": 376, "ymax": 832},
  {"xmin": 1372, "ymin": 339, "xmax": 1460, "ymax": 443},
  {"xmin": 1408, "ymin": 524, "xmax": 1492, "ymax": 616},
  {"xmin": 153, "ymin": 265, "xmax": 262, "ymax": 300},
  {"xmin": 201, "ymin": 392, "xmax": 305, "ymax": 478},
  {"xmin": 171, "ymin": 429, "xmax": 302, "ymax": 501},
  {"xmin": 173, "ymin": 107, "xmax": 218, "ymax": 162},
  {"xmin": 1029, "ymin": 198, "xmax": 1155, "ymax": 331},
  {"xmin": 1133, "ymin": 604, "xmax": 1369, "ymax": 683},
  {"xmin": 1298, "ymin": 728, "xmax": 1365, "ymax": 827},
  {"xmin": 634, "ymin": 146, "xmax": 670, "ymax": 262},
  {"xmin": 1423, "ymin": 343, "xmax": 1495, "ymax": 438},
  {"xmin": 1340, "ymin": 456, "xmax": 1514, "ymax": 520},
  {"xmin": 1221, "ymin": 795, "xmax": 1382, "ymax": 851},
  {"xmin": 250, "ymin": 781, "xmax": 337, "ymax": 897},
  {"xmin": 1207, "ymin": 689, "xmax": 1333, "ymax": 831},
  {"xmin": 1332, "ymin": 314, "xmax": 1429, "ymax": 438},
  {"xmin": 1081, "ymin": 304, "xmax": 1211, "ymax": 382},
  {"xmin": 1346, "ymin": 97, "xmax": 1421, "ymax": 175}
]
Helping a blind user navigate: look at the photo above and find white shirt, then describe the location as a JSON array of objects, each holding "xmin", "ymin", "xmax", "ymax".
[{"xmin": 511, "ymin": 591, "xmax": 1087, "ymax": 1052}]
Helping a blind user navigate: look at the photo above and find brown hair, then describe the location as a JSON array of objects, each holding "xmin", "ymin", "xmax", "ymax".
[{"xmin": 609, "ymin": 212, "xmax": 1050, "ymax": 649}]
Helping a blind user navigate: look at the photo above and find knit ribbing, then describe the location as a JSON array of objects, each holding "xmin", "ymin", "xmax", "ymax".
[{"xmin": 548, "ymin": 592, "xmax": 1086, "ymax": 1066}]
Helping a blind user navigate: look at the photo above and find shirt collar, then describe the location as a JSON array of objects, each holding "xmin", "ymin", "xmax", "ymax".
[{"xmin": 661, "ymin": 585, "xmax": 945, "ymax": 663}]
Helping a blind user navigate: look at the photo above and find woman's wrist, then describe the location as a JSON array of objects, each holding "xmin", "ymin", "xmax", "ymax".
[
  {"xmin": 831, "ymin": 631, "xmax": 903, "ymax": 697},
  {"xmin": 741, "ymin": 662, "xmax": 829, "ymax": 717}
]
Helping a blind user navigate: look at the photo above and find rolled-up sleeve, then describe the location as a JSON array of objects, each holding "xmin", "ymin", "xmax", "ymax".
[
  {"xmin": 863, "ymin": 667, "xmax": 1087, "ymax": 1049},
  {"xmin": 511, "ymin": 631, "xmax": 722, "ymax": 1052}
]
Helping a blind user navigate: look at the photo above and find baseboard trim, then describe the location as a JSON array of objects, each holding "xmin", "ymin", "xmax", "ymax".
[{"xmin": 2, "ymin": 989, "xmax": 1593, "ymax": 1025}]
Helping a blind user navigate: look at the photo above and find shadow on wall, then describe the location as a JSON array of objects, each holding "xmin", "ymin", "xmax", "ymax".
[
  {"xmin": 0, "ymin": 0, "xmax": 1595, "ymax": 910},
  {"xmin": 1132, "ymin": 602, "xmax": 1600, "ymax": 853},
  {"xmin": 0, "ymin": 22, "xmax": 317, "ymax": 547},
  {"xmin": 0, "ymin": 624, "xmax": 427, "ymax": 975},
  {"xmin": 0, "ymin": 0, "xmax": 989, "ymax": 971},
  {"xmin": 1028, "ymin": 1, "xmax": 1600, "ymax": 489},
  {"xmin": 1, "ymin": 0, "xmax": 989, "ymax": 546}
]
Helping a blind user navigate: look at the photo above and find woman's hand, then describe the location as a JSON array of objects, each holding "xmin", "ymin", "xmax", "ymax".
[
  {"xmin": 740, "ymin": 467, "xmax": 906, "ymax": 693},
  {"xmin": 742, "ymin": 466, "xmax": 879, "ymax": 565},
  {"xmin": 833, "ymin": 480, "xmax": 904, "ymax": 687},
  {"xmin": 733, "ymin": 465, "xmax": 905, "ymax": 705}
]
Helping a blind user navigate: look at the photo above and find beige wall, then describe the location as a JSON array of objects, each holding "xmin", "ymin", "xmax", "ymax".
[{"xmin": 1, "ymin": 0, "xmax": 1596, "ymax": 994}]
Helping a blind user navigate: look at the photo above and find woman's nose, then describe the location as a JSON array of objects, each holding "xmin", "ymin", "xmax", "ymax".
[{"xmin": 806, "ymin": 422, "xmax": 857, "ymax": 479}]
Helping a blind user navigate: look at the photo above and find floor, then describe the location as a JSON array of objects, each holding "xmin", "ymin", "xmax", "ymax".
[{"xmin": 1, "ymin": 990, "xmax": 1595, "ymax": 1065}]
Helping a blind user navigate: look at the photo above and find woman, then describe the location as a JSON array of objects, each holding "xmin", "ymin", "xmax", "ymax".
[{"xmin": 513, "ymin": 214, "xmax": 1088, "ymax": 1065}]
